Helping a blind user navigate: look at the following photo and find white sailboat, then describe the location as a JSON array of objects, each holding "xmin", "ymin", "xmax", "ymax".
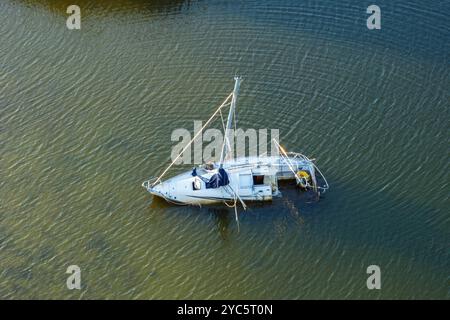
[{"xmin": 142, "ymin": 77, "xmax": 329, "ymax": 208}]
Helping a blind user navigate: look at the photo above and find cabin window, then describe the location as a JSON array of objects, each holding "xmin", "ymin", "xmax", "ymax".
[{"xmin": 253, "ymin": 175, "xmax": 265, "ymax": 185}]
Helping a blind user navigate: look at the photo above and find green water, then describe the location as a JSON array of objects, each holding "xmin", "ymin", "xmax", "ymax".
[{"xmin": 1, "ymin": 0, "xmax": 449, "ymax": 299}]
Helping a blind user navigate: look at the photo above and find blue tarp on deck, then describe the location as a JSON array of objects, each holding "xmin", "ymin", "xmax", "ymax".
[{"xmin": 192, "ymin": 168, "xmax": 229, "ymax": 189}]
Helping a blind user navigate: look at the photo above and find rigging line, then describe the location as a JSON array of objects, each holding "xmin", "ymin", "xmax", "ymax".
[
  {"xmin": 230, "ymin": 99, "xmax": 237, "ymax": 162},
  {"xmin": 234, "ymin": 197, "xmax": 240, "ymax": 233},
  {"xmin": 219, "ymin": 108, "xmax": 226, "ymax": 133},
  {"xmin": 220, "ymin": 105, "xmax": 233, "ymax": 162},
  {"xmin": 224, "ymin": 135, "xmax": 233, "ymax": 162},
  {"xmin": 226, "ymin": 184, "xmax": 247, "ymax": 210},
  {"xmin": 233, "ymin": 100, "xmax": 237, "ymax": 131},
  {"xmin": 273, "ymin": 139, "xmax": 301, "ymax": 183},
  {"xmin": 223, "ymin": 185, "xmax": 241, "ymax": 233},
  {"xmin": 152, "ymin": 92, "xmax": 233, "ymax": 186}
]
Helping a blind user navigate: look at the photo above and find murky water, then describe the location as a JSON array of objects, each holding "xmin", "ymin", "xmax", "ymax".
[{"xmin": 1, "ymin": 0, "xmax": 449, "ymax": 299}]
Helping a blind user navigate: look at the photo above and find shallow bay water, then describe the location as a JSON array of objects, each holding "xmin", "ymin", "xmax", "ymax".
[{"xmin": 1, "ymin": 0, "xmax": 449, "ymax": 299}]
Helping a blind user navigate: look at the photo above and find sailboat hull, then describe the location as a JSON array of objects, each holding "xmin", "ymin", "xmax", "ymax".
[{"xmin": 145, "ymin": 156, "xmax": 318, "ymax": 206}]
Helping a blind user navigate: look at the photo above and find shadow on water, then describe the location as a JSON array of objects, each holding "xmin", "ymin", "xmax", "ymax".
[
  {"xmin": 148, "ymin": 194, "xmax": 232, "ymax": 240},
  {"xmin": 209, "ymin": 208, "xmax": 231, "ymax": 241},
  {"xmin": 144, "ymin": 174, "xmax": 448, "ymax": 277},
  {"xmin": 145, "ymin": 181, "xmax": 319, "ymax": 240},
  {"xmin": 10, "ymin": 0, "xmax": 192, "ymax": 16}
]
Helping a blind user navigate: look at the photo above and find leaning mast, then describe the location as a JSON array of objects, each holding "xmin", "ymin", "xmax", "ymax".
[{"xmin": 219, "ymin": 76, "xmax": 241, "ymax": 168}]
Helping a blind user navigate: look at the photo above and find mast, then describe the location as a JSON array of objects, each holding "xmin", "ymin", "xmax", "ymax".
[{"xmin": 219, "ymin": 76, "xmax": 240, "ymax": 168}]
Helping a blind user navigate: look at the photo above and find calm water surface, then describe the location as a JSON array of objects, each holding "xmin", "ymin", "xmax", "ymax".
[{"xmin": 1, "ymin": 0, "xmax": 449, "ymax": 299}]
